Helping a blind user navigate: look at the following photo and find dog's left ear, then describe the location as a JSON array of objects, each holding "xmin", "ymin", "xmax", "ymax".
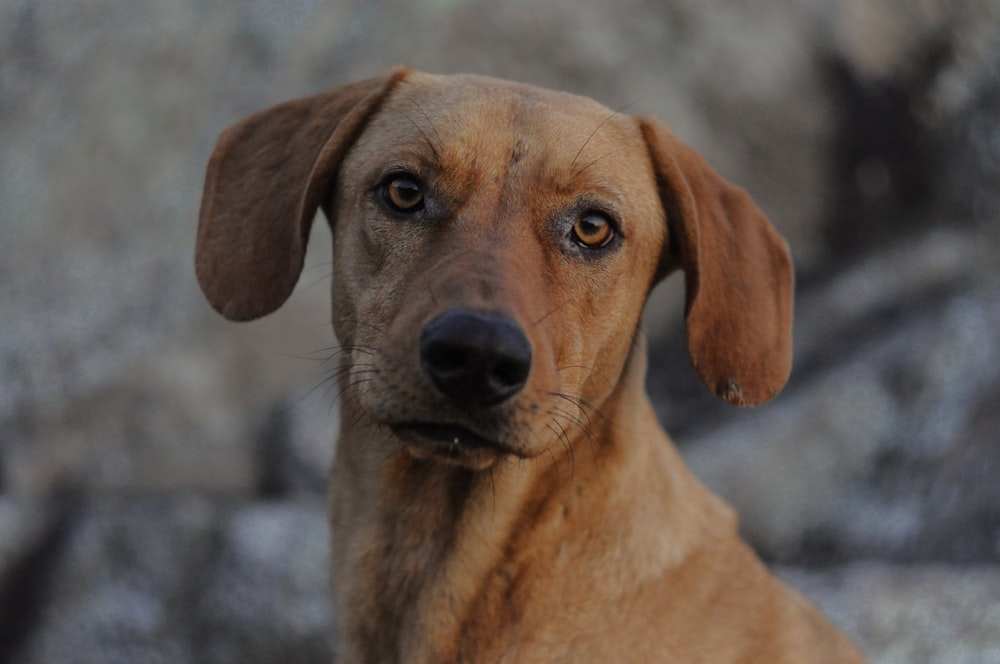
[
  {"xmin": 639, "ymin": 118, "xmax": 793, "ymax": 407},
  {"xmin": 196, "ymin": 68, "xmax": 411, "ymax": 321}
]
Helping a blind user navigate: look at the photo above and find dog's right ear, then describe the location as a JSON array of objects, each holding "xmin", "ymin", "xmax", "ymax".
[{"xmin": 195, "ymin": 68, "xmax": 410, "ymax": 321}]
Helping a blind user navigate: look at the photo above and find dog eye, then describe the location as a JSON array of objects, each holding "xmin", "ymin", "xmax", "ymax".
[
  {"xmin": 571, "ymin": 212, "xmax": 615, "ymax": 249},
  {"xmin": 382, "ymin": 176, "xmax": 425, "ymax": 213}
]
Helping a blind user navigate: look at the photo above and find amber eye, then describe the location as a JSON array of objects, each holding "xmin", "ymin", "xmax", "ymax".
[
  {"xmin": 382, "ymin": 176, "xmax": 424, "ymax": 212},
  {"xmin": 571, "ymin": 212, "xmax": 615, "ymax": 248}
]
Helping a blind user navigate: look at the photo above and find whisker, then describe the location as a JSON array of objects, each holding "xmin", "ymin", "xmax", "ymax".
[
  {"xmin": 548, "ymin": 407, "xmax": 595, "ymax": 467},
  {"xmin": 550, "ymin": 392, "xmax": 596, "ymax": 431},
  {"xmin": 546, "ymin": 420, "xmax": 576, "ymax": 480},
  {"xmin": 573, "ymin": 146, "xmax": 634, "ymax": 179},
  {"xmin": 318, "ymin": 365, "xmax": 363, "ymax": 385},
  {"xmin": 549, "ymin": 391, "xmax": 606, "ymax": 459},
  {"xmin": 389, "ymin": 106, "xmax": 441, "ymax": 164},
  {"xmin": 545, "ymin": 446, "xmax": 560, "ymax": 475},
  {"xmin": 570, "ymin": 99, "xmax": 640, "ymax": 168},
  {"xmin": 322, "ymin": 344, "xmax": 379, "ymax": 357},
  {"xmin": 302, "ymin": 269, "xmax": 334, "ymax": 292},
  {"xmin": 287, "ymin": 346, "xmax": 379, "ymax": 366},
  {"xmin": 322, "ymin": 364, "xmax": 376, "ymax": 384},
  {"xmin": 332, "ymin": 318, "xmax": 387, "ymax": 335},
  {"xmin": 548, "ymin": 406, "xmax": 593, "ymax": 447},
  {"xmin": 302, "ymin": 260, "xmax": 334, "ymax": 272},
  {"xmin": 411, "ymin": 99, "xmax": 444, "ymax": 159},
  {"xmin": 551, "ymin": 417, "xmax": 572, "ymax": 450},
  {"xmin": 319, "ymin": 369, "xmax": 373, "ymax": 405},
  {"xmin": 293, "ymin": 366, "xmax": 358, "ymax": 407},
  {"xmin": 565, "ymin": 393, "xmax": 617, "ymax": 428},
  {"xmin": 329, "ymin": 377, "xmax": 374, "ymax": 413}
]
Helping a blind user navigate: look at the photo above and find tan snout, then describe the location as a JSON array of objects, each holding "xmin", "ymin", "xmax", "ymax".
[{"xmin": 369, "ymin": 242, "xmax": 561, "ymax": 469}]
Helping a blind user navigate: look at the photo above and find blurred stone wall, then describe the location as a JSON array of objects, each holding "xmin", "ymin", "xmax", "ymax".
[{"xmin": 1, "ymin": 1, "xmax": 999, "ymax": 662}]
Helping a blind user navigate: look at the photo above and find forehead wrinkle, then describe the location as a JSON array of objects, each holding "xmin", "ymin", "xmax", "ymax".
[{"xmin": 379, "ymin": 77, "xmax": 651, "ymax": 211}]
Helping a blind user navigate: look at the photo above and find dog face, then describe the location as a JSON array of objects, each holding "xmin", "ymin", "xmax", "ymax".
[
  {"xmin": 328, "ymin": 73, "xmax": 665, "ymax": 468},
  {"xmin": 196, "ymin": 68, "xmax": 793, "ymax": 471}
]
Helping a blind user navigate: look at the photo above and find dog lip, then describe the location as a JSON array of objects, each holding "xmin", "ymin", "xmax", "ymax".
[
  {"xmin": 392, "ymin": 422, "xmax": 503, "ymax": 452},
  {"xmin": 391, "ymin": 422, "xmax": 517, "ymax": 468}
]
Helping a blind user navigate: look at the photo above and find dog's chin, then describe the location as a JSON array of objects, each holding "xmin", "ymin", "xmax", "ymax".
[{"xmin": 391, "ymin": 422, "xmax": 512, "ymax": 471}]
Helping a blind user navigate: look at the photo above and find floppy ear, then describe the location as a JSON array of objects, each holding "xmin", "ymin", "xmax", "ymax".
[
  {"xmin": 196, "ymin": 68, "xmax": 411, "ymax": 321},
  {"xmin": 639, "ymin": 118, "xmax": 793, "ymax": 406}
]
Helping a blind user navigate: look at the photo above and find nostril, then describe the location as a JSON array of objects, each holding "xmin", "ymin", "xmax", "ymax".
[
  {"xmin": 492, "ymin": 359, "xmax": 529, "ymax": 388},
  {"xmin": 427, "ymin": 345, "xmax": 468, "ymax": 374}
]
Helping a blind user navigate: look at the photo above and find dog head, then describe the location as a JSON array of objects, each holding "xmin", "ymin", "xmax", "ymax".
[{"xmin": 196, "ymin": 69, "xmax": 792, "ymax": 469}]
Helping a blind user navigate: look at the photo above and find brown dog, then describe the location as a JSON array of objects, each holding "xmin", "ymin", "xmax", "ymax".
[{"xmin": 196, "ymin": 69, "xmax": 865, "ymax": 663}]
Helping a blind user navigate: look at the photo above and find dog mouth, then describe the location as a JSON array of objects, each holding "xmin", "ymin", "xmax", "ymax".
[{"xmin": 391, "ymin": 422, "xmax": 512, "ymax": 470}]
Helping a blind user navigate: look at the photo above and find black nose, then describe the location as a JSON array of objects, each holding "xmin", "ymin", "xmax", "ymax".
[{"xmin": 419, "ymin": 309, "xmax": 532, "ymax": 407}]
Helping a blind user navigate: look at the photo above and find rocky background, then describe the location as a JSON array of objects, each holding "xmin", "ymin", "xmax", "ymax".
[{"xmin": 2, "ymin": 1, "xmax": 999, "ymax": 662}]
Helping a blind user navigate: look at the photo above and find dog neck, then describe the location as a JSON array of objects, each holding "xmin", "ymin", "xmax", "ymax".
[{"xmin": 329, "ymin": 340, "xmax": 729, "ymax": 662}]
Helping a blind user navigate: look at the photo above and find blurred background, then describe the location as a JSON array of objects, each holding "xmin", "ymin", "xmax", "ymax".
[{"xmin": 2, "ymin": 1, "xmax": 999, "ymax": 662}]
